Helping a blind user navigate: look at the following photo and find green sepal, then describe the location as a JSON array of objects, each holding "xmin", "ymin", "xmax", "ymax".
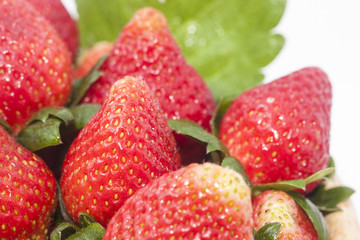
[
  {"xmin": 27, "ymin": 106, "xmax": 75, "ymax": 125},
  {"xmin": 16, "ymin": 104, "xmax": 100, "ymax": 152},
  {"xmin": 78, "ymin": 212, "xmax": 98, "ymax": 228},
  {"xmin": 221, "ymin": 157, "xmax": 251, "ymax": 187},
  {"xmin": 288, "ymin": 192, "xmax": 330, "ymax": 240},
  {"xmin": 70, "ymin": 104, "xmax": 101, "ymax": 130},
  {"xmin": 308, "ymin": 184, "xmax": 355, "ymax": 213},
  {"xmin": 16, "ymin": 107, "xmax": 75, "ymax": 151},
  {"xmin": 168, "ymin": 119, "xmax": 229, "ymax": 155},
  {"xmin": 253, "ymin": 179, "xmax": 306, "ymax": 196},
  {"xmin": 304, "ymin": 168, "xmax": 334, "ymax": 185},
  {"xmin": 326, "ymin": 157, "xmax": 335, "ymax": 178},
  {"xmin": 67, "ymin": 223, "xmax": 106, "ymax": 240},
  {"xmin": 69, "ymin": 54, "xmax": 108, "ymax": 107},
  {"xmin": 50, "ymin": 222, "xmax": 80, "ymax": 240},
  {"xmin": 254, "ymin": 222, "xmax": 281, "ymax": 240},
  {"xmin": 0, "ymin": 118, "xmax": 12, "ymax": 135},
  {"xmin": 17, "ymin": 118, "xmax": 63, "ymax": 152},
  {"xmin": 210, "ymin": 98, "xmax": 233, "ymax": 137},
  {"xmin": 252, "ymin": 167, "xmax": 334, "ymax": 195}
]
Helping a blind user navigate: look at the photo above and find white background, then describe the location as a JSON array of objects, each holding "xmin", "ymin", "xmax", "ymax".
[
  {"xmin": 264, "ymin": 0, "xmax": 360, "ymax": 220},
  {"xmin": 62, "ymin": 0, "xmax": 360, "ymax": 220}
]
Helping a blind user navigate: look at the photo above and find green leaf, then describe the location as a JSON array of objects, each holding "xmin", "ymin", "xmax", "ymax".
[
  {"xmin": 50, "ymin": 222, "xmax": 80, "ymax": 240},
  {"xmin": 168, "ymin": 119, "xmax": 229, "ymax": 155},
  {"xmin": 308, "ymin": 184, "xmax": 355, "ymax": 213},
  {"xmin": 76, "ymin": 0, "xmax": 286, "ymax": 101},
  {"xmin": 17, "ymin": 119, "xmax": 63, "ymax": 152},
  {"xmin": 69, "ymin": 55, "xmax": 108, "ymax": 107},
  {"xmin": 222, "ymin": 157, "xmax": 251, "ymax": 187},
  {"xmin": 27, "ymin": 106, "xmax": 75, "ymax": 125},
  {"xmin": 254, "ymin": 222, "xmax": 281, "ymax": 240},
  {"xmin": 210, "ymin": 98, "xmax": 233, "ymax": 137},
  {"xmin": 67, "ymin": 223, "xmax": 106, "ymax": 240},
  {"xmin": 0, "ymin": 118, "xmax": 12, "ymax": 135},
  {"xmin": 288, "ymin": 192, "xmax": 330, "ymax": 240},
  {"xmin": 71, "ymin": 104, "xmax": 101, "ymax": 130}
]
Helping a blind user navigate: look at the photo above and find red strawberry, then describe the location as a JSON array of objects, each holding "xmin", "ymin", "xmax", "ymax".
[
  {"xmin": 253, "ymin": 190, "xmax": 318, "ymax": 239},
  {"xmin": 220, "ymin": 67, "xmax": 331, "ymax": 193},
  {"xmin": 103, "ymin": 162, "xmax": 253, "ymax": 240},
  {"xmin": 73, "ymin": 41, "xmax": 113, "ymax": 79},
  {"xmin": 26, "ymin": 0, "xmax": 79, "ymax": 58},
  {"xmin": 61, "ymin": 76, "xmax": 181, "ymax": 227},
  {"xmin": 0, "ymin": 126, "xmax": 57, "ymax": 239},
  {"xmin": 0, "ymin": 0, "xmax": 72, "ymax": 134},
  {"xmin": 81, "ymin": 8, "xmax": 216, "ymax": 164}
]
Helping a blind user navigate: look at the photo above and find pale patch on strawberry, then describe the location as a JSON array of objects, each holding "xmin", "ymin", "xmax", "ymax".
[
  {"xmin": 253, "ymin": 190, "xmax": 318, "ymax": 240},
  {"xmin": 103, "ymin": 163, "xmax": 253, "ymax": 239}
]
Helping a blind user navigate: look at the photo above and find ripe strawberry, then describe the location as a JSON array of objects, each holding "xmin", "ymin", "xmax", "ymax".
[
  {"xmin": 0, "ymin": 0, "xmax": 72, "ymax": 134},
  {"xmin": 26, "ymin": 0, "xmax": 79, "ymax": 58},
  {"xmin": 103, "ymin": 162, "xmax": 253, "ymax": 240},
  {"xmin": 0, "ymin": 126, "xmax": 57, "ymax": 239},
  {"xmin": 73, "ymin": 41, "xmax": 113, "ymax": 79},
  {"xmin": 81, "ymin": 8, "xmax": 216, "ymax": 164},
  {"xmin": 220, "ymin": 67, "xmax": 332, "ymax": 193},
  {"xmin": 253, "ymin": 190, "xmax": 318, "ymax": 239},
  {"xmin": 61, "ymin": 76, "xmax": 181, "ymax": 227}
]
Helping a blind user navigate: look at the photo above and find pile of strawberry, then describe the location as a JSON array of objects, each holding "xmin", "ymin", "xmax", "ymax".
[{"xmin": 0, "ymin": 1, "xmax": 354, "ymax": 240}]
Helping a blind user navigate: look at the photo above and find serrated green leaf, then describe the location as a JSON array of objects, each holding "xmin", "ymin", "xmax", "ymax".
[
  {"xmin": 210, "ymin": 98, "xmax": 233, "ymax": 137},
  {"xmin": 288, "ymin": 192, "xmax": 330, "ymax": 240},
  {"xmin": 17, "ymin": 119, "xmax": 63, "ymax": 152},
  {"xmin": 304, "ymin": 168, "xmax": 334, "ymax": 185},
  {"xmin": 0, "ymin": 118, "xmax": 12, "ymax": 135},
  {"xmin": 76, "ymin": 0, "xmax": 286, "ymax": 101},
  {"xmin": 168, "ymin": 119, "xmax": 229, "ymax": 155},
  {"xmin": 67, "ymin": 223, "xmax": 105, "ymax": 240},
  {"xmin": 308, "ymin": 184, "xmax": 355, "ymax": 213},
  {"xmin": 71, "ymin": 104, "xmax": 101, "ymax": 130},
  {"xmin": 50, "ymin": 222, "xmax": 80, "ymax": 240},
  {"xmin": 252, "ymin": 179, "xmax": 306, "ymax": 196},
  {"xmin": 254, "ymin": 222, "xmax": 281, "ymax": 240},
  {"xmin": 27, "ymin": 106, "xmax": 75, "ymax": 125},
  {"xmin": 222, "ymin": 157, "xmax": 251, "ymax": 187},
  {"xmin": 69, "ymin": 55, "xmax": 108, "ymax": 107}
]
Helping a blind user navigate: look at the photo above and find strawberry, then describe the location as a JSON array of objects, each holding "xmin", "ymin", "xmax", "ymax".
[
  {"xmin": 220, "ymin": 67, "xmax": 332, "ymax": 193},
  {"xmin": 81, "ymin": 8, "xmax": 216, "ymax": 164},
  {"xmin": 253, "ymin": 190, "xmax": 318, "ymax": 239},
  {"xmin": 60, "ymin": 76, "xmax": 181, "ymax": 227},
  {"xmin": 103, "ymin": 162, "xmax": 253, "ymax": 239},
  {"xmin": 0, "ymin": 126, "xmax": 57, "ymax": 239},
  {"xmin": 0, "ymin": 0, "xmax": 72, "ymax": 134},
  {"xmin": 26, "ymin": 0, "xmax": 79, "ymax": 58},
  {"xmin": 73, "ymin": 41, "xmax": 113, "ymax": 79}
]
